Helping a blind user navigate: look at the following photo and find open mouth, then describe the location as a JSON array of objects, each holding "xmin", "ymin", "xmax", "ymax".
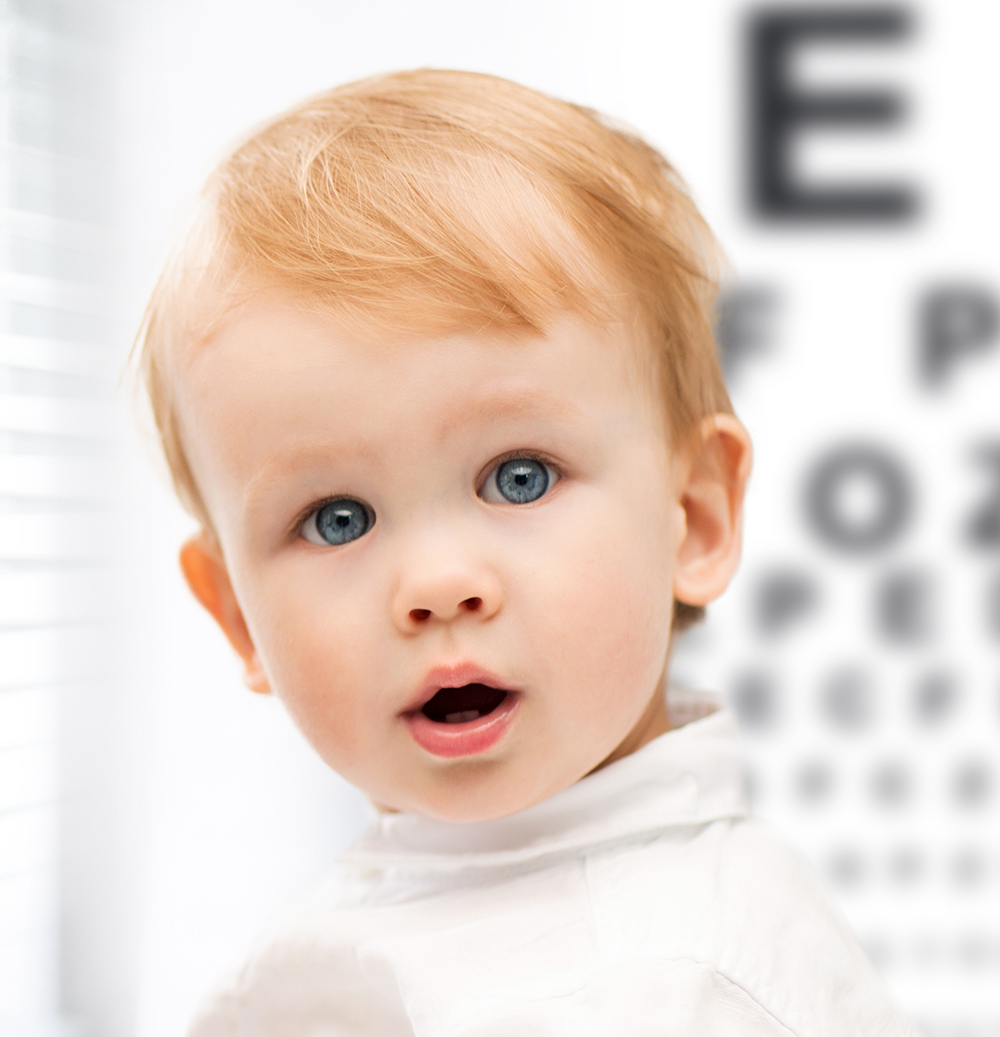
[
  {"xmin": 420, "ymin": 684, "xmax": 508, "ymax": 724},
  {"xmin": 403, "ymin": 671, "xmax": 520, "ymax": 758}
]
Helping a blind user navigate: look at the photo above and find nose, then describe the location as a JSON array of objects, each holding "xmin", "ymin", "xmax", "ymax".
[{"xmin": 391, "ymin": 545, "xmax": 503, "ymax": 633}]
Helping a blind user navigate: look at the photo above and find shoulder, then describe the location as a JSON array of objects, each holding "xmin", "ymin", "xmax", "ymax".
[
  {"xmin": 186, "ymin": 898, "xmax": 413, "ymax": 1037},
  {"xmin": 586, "ymin": 817, "xmax": 917, "ymax": 1036}
]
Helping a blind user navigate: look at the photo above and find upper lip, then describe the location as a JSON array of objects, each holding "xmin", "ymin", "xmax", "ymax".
[{"xmin": 399, "ymin": 662, "xmax": 517, "ymax": 716}]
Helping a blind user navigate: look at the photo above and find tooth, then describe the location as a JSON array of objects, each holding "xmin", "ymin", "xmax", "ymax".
[{"xmin": 444, "ymin": 710, "xmax": 481, "ymax": 723}]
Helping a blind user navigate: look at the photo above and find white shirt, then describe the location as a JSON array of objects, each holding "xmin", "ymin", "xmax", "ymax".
[{"xmin": 190, "ymin": 692, "xmax": 918, "ymax": 1036}]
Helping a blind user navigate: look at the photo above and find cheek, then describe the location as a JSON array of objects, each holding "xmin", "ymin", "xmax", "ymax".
[
  {"xmin": 571, "ymin": 549, "xmax": 672, "ymax": 680},
  {"xmin": 238, "ymin": 561, "xmax": 386, "ymax": 759},
  {"xmin": 513, "ymin": 489, "xmax": 676, "ymax": 700}
]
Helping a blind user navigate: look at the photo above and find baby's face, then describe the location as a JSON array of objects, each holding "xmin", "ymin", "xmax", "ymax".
[{"xmin": 178, "ymin": 297, "xmax": 688, "ymax": 821}]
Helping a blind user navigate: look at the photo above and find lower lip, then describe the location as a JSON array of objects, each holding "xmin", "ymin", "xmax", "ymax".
[{"xmin": 404, "ymin": 693, "xmax": 520, "ymax": 759}]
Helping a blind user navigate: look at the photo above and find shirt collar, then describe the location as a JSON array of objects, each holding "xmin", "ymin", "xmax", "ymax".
[{"xmin": 341, "ymin": 691, "xmax": 748, "ymax": 875}]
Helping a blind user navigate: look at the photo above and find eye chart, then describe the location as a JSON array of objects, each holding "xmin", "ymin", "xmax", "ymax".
[{"xmin": 671, "ymin": 5, "xmax": 1000, "ymax": 1033}]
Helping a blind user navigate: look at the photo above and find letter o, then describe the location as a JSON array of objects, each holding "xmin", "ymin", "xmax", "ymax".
[{"xmin": 805, "ymin": 445, "xmax": 913, "ymax": 552}]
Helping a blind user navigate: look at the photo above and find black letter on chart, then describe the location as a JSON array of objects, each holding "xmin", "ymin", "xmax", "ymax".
[
  {"xmin": 754, "ymin": 568, "xmax": 818, "ymax": 636},
  {"xmin": 715, "ymin": 287, "xmax": 777, "ymax": 381},
  {"xmin": 749, "ymin": 7, "xmax": 915, "ymax": 221},
  {"xmin": 967, "ymin": 443, "xmax": 1000, "ymax": 549},
  {"xmin": 919, "ymin": 287, "xmax": 999, "ymax": 386},
  {"xmin": 876, "ymin": 568, "xmax": 932, "ymax": 643},
  {"xmin": 805, "ymin": 444, "xmax": 913, "ymax": 552}
]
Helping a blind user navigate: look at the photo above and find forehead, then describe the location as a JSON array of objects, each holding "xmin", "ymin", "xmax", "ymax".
[
  {"xmin": 181, "ymin": 290, "xmax": 660, "ymax": 412},
  {"xmin": 174, "ymin": 295, "xmax": 668, "ymax": 510}
]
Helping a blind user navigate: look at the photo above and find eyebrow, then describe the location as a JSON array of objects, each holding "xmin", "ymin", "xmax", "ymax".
[
  {"xmin": 433, "ymin": 387, "xmax": 587, "ymax": 443},
  {"xmin": 240, "ymin": 440, "xmax": 383, "ymax": 516}
]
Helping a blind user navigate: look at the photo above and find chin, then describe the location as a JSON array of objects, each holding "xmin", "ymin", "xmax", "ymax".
[{"xmin": 406, "ymin": 764, "xmax": 574, "ymax": 824}]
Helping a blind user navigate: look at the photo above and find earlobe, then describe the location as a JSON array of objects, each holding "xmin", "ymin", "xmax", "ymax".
[
  {"xmin": 672, "ymin": 415, "xmax": 753, "ymax": 608},
  {"xmin": 179, "ymin": 531, "xmax": 272, "ymax": 695}
]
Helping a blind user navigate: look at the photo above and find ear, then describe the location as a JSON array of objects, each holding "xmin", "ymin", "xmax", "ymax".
[
  {"xmin": 179, "ymin": 531, "xmax": 272, "ymax": 694},
  {"xmin": 672, "ymin": 414, "xmax": 753, "ymax": 608}
]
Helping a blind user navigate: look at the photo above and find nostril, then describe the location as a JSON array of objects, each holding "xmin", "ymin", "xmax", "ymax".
[
  {"xmin": 462, "ymin": 597, "xmax": 482, "ymax": 612},
  {"xmin": 409, "ymin": 608, "xmax": 431, "ymax": 623}
]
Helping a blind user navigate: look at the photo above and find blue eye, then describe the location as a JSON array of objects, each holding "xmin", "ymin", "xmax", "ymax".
[
  {"xmin": 303, "ymin": 499, "xmax": 372, "ymax": 545},
  {"xmin": 483, "ymin": 457, "xmax": 554, "ymax": 505}
]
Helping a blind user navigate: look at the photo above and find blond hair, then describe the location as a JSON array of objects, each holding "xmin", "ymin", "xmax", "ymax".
[{"xmin": 136, "ymin": 69, "xmax": 732, "ymax": 629}]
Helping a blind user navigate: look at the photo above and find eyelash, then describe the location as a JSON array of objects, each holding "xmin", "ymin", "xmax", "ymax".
[
  {"xmin": 476, "ymin": 450, "xmax": 562, "ymax": 493},
  {"xmin": 290, "ymin": 495, "xmax": 360, "ymax": 541}
]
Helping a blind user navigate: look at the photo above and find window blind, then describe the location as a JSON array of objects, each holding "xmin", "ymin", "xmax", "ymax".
[{"xmin": 1, "ymin": 2, "xmax": 114, "ymax": 1033}]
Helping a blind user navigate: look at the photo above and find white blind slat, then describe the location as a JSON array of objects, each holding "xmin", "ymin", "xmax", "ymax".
[
  {"xmin": 0, "ymin": 269, "xmax": 109, "ymax": 314},
  {"xmin": 0, "ymin": 393, "xmax": 111, "ymax": 438},
  {"xmin": 0, "ymin": 807, "xmax": 57, "ymax": 878},
  {"xmin": 0, "ymin": 686, "xmax": 56, "ymax": 750},
  {"xmin": 0, "ymin": 628, "xmax": 110, "ymax": 690},
  {"xmin": 0, "ymin": 513, "xmax": 112, "ymax": 562},
  {"xmin": 0, "ymin": 334, "xmax": 112, "ymax": 377},
  {"xmin": 0, "ymin": 455, "xmax": 112, "ymax": 498},
  {"xmin": 0, "ymin": 570, "xmax": 113, "ymax": 626},
  {"xmin": 0, "ymin": 744, "xmax": 57, "ymax": 814}
]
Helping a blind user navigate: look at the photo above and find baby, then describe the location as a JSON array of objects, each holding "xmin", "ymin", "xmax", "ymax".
[{"xmin": 137, "ymin": 70, "xmax": 916, "ymax": 1035}]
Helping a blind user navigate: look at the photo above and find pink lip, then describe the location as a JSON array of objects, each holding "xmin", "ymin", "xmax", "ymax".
[{"xmin": 401, "ymin": 663, "xmax": 521, "ymax": 759}]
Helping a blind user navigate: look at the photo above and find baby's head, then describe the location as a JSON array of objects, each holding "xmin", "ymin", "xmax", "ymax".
[{"xmin": 137, "ymin": 69, "xmax": 751, "ymax": 822}]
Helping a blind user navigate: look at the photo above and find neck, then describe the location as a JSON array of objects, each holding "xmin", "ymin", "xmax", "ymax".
[{"xmin": 588, "ymin": 683, "xmax": 672, "ymax": 776}]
